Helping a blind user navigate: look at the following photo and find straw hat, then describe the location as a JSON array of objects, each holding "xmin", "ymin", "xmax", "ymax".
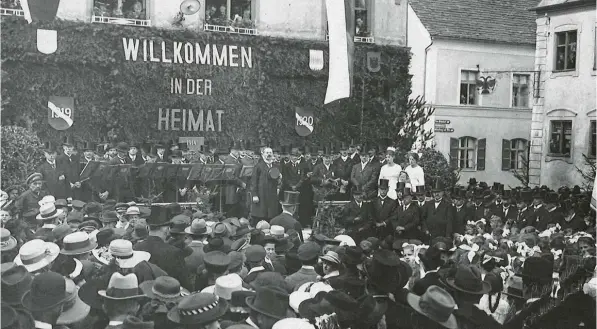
[
  {"xmin": 106, "ymin": 239, "xmax": 151, "ymax": 269},
  {"xmin": 0, "ymin": 228, "xmax": 17, "ymax": 252},
  {"xmin": 38, "ymin": 195, "xmax": 56, "ymax": 207},
  {"xmin": 14, "ymin": 239, "xmax": 60, "ymax": 272},
  {"xmin": 214, "ymin": 273, "xmax": 243, "ymax": 300},
  {"xmin": 406, "ymin": 286, "xmax": 458, "ymax": 329},
  {"xmin": 167, "ymin": 293, "xmax": 229, "ymax": 325},
  {"xmin": 36, "ymin": 203, "xmax": 64, "ymax": 221},
  {"xmin": 60, "ymin": 232, "xmax": 98, "ymax": 255},
  {"xmin": 98, "ymin": 273, "xmax": 146, "ymax": 300}
]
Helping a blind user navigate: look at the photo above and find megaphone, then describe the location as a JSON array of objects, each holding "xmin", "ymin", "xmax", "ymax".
[{"xmin": 180, "ymin": 0, "xmax": 201, "ymax": 15}]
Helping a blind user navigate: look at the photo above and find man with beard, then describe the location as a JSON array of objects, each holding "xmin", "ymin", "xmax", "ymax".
[
  {"xmin": 38, "ymin": 144, "xmax": 69, "ymax": 199},
  {"xmin": 15, "ymin": 173, "xmax": 46, "ymax": 224},
  {"xmin": 250, "ymin": 147, "xmax": 282, "ymax": 224}
]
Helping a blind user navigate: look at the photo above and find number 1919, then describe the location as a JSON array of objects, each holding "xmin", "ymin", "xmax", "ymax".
[{"xmin": 51, "ymin": 107, "xmax": 72, "ymax": 118}]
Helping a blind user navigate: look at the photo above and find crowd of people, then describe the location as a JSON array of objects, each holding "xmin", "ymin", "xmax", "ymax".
[{"xmin": 0, "ymin": 141, "xmax": 596, "ymax": 329}]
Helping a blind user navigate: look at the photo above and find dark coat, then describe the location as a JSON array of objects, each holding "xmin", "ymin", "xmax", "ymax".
[
  {"xmin": 393, "ymin": 203, "xmax": 421, "ymax": 240},
  {"xmin": 126, "ymin": 154, "xmax": 145, "ymax": 166},
  {"xmin": 350, "ymin": 162, "xmax": 379, "ymax": 200},
  {"xmin": 333, "ymin": 157, "xmax": 353, "ymax": 181},
  {"xmin": 559, "ymin": 213, "xmax": 585, "ymax": 231},
  {"xmin": 250, "ymin": 159, "xmax": 280, "ymax": 220},
  {"xmin": 371, "ymin": 196, "xmax": 398, "ymax": 239},
  {"xmin": 513, "ymin": 207, "xmax": 534, "ymax": 229},
  {"xmin": 449, "ymin": 205, "xmax": 472, "ymax": 236},
  {"xmin": 412, "ymin": 272, "xmax": 445, "ymax": 296},
  {"xmin": 270, "ymin": 212, "xmax": 304, "ymax": 241},
  {"xmin": 529, "ymin": 205, "xmax": 549, "ymax": 230},
  {"xmin": 311, "ymin": 163, "xmax": 335, "ymax": 185},
  {"xmin": 38, "ymin": 161, "xmax": 70, "ymax": 199},
  {"xmin": 219, "ymin": 154, "xmax": 245, "ymax": 205},
  {"xmin": 134, "ymin": 236, "xmax": 191, "ymax": 290},
  {"xmin": 495, "ymin": 205, "xmax": 517, "ymax": 225},
  {"xmin": 341, "ymin": 200, "xmax": 370, "ymax": 227},
  {"xmin": 15, "ymin": 189, "xmax": 45, "ymax": 222},
  {"xmin": 423, "ymin": 200, "xmax": 453, "ymax": 238},
  {"xmin": 56, "ymin": 154, "xmax": 81, "ymax": 183},
  {"xmin": 285, "ymin": 266, "xmax": 318, "ymax": 292},
  {"xmin": 454, "ymin": 303, "xmax": 502, "ymax": 329},
  {"xmin": 280, "ymin": 161, "xmax": 302, "ymax": 190},
  {"xmin": 469, "ymin": 204, "xmax": 486, "ymax": 222}
]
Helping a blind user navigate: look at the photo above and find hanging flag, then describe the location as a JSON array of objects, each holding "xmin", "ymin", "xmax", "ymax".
[
  {"xmin": 367, "ymin": 52, "xmax": 381, "ymax": 73},
  {"xmin": 19, "ymin": 0, "xmax": 61, "ymax": 54},
  {"xmin": 309, "ymin": 50, "xmax": 324, "ymax": 71},
  {"xmin": 324, "ymin": 0, "xmax": 355, "ymax": 105}
]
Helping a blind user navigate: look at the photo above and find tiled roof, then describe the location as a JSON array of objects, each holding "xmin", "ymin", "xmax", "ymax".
[{"xmin": 409, "ymin": 0, "xmax": 539, "ymax": 45}]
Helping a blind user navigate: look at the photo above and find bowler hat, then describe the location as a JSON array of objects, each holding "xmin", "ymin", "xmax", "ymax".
[
  {"xmin": 1, "ymin": 265, "xmax": 33, "ymax": 306},
  {"xmin": 169, "ymin": 217, "xmax": 188, "ymax": 234},
  {"xmin": 407, "ymin": 286, "xmax": 458, "ymax": 329},
  {"xmin": 246, "ymin": 286, "xmax": 289, "ymax": 320},
  {"xmin": 445, "ymin": 265, "xmax": 491, "ymax": 295},
  {"xmin": 21, "ymin": 271, "xmax": 68, "ymax": 312},
  {"xmin": 117, "ymin": 142, "xmax": 129, "ymax": 152},
  {"xmin": 168, "ymin": 293, "xmax": 229, "ymax": 325},
  {"xmin": 139, "ymin": 276, "xmax": 188, "ymax": 303}
]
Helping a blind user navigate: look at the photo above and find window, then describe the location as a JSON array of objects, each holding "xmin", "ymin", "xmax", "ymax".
[
  {"xmin": 555, "ymin": 30, "xmax": 577, "ymax": 71},
  {"xmin": 355, "ymin": 0, "xmax": 371, "ymax": 38},
  {"xmin": 590, "ymin": 120, "xmax": 596, "ymax": 157},
  {"xmin": 549, "ymin": 120, "xmax": 572, "ymax": 156},
  {"xmin": 92, "ymin": 0, "xmax": 149, "ymax": 25},
  {"xmin": 460, "ymin": 70, "xmax": 478, "ymax": 105},
  {"xmin": 205, "ymin": 0, "xmax": 254, "ymax": 29},
  {"xmin": 0, "ymin": 0, "xmax": 21, "ymax": 9},
  {"xmin": 449, "ymin": 137, "xmax": 486, "ymax": 170},
  {"xmin": 512, "ymin": 74, "xmax": 530, "ymax": 108},
  {"xmin": 502, "ymin": 138, "xmax": 528, "ymax": 170}
]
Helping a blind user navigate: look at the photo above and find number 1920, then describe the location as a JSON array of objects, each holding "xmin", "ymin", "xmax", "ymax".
[{"xmin": 296, "ymin": 116, "xmax": 313, "ymax": 126}]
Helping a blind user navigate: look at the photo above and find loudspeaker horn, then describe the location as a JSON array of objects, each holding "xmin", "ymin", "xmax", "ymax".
[{"xmin": 180, "ymin": 0, "xmax": 201, "ymax": 15}]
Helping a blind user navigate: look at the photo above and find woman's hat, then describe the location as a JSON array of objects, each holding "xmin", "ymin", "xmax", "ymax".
[
  {"xmin": 106, "ymin": 239, "xmax": 151, "ymax": 269},
  {"xmin": 38, "ymin": 195, "xmax": 56, "ymax": 207},
  {"xmin": 36, "ymin": 203, "xmax": 64, "ymax": 221},
  {"xmin": 100, "ymin": 211, "xmax": 119, "ymax": 223},
  {"xmin": 167, "ymin": 293, "xmax": 229, "ymax": 325},
  {"xmin": 56, "ymin": 279, "xmax": 90, "ymax": 325},
  {"xmin": 21, "ymin": 271, "xmax": 68, "ymax": 312},
  {"xmin": 14, "ymin": 239, "xmax": 60, "ymax": 272},
  {"xmin": 1, "ymin": 228, "xmax": 17, "ymax": 252},
  {"xmin": 320, "ymin": 250, "xmax": 341, "ymax": 264},
  {"xmin": 60, "ymin": 232, "xmax": 98, "ymax": 255},
  {"xmin": 334, "ymin": 235, "xmax": 356, "ymax": 247},
  {"xmin": 139, "ymin": 276, "xmax": 189, "ymax": 303},
  {"xmin": 407, "ymin": 285, "xmax": 458, "ymax": 329},
  {"xmin": 98, "ymin": 272, "xmax": 146, "ymax": 300},
  {"xmin": 214, "ymin": 273, "xmax": 244, "ymax": 300},
  {"xmin": 445, "ymin": 265, "xmax": 491, "ymax": 295},
  {"xmin": 246, "ymin": 286, "xmax": 289, "ymax": 320},
  {"xmin": 342, "ymin": 246, "xmax": 364, "ymax": 265},
  {"xmin": 1, "ymin": 265, "xmax": 33, "ymax": 306}
]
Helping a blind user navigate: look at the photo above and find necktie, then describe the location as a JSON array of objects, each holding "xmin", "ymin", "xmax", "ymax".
[{"xmin": 51, "ymin": 163, "xmax": 55, "ymax": 169}]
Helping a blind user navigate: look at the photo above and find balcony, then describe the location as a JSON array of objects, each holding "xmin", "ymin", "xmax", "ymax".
[
  {"xmin": 325, "ymin": 34, "xmax": 375, "ymax": 44},
  {"xmin": 204, "ymin": 23, "xmax": 257, "ymax": 36},
  {"xmin": 0, "ymin": 1, "xmax": 24, "ymax": 16},
  {"xmin": 93, "ymin": 0, "xmax": 150, "ymax": 27}
]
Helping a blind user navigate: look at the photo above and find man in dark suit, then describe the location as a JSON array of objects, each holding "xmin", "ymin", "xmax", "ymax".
[
  {"xmin": 423, "ymin": 181, "xmax": 454, "ymax": 240},
  {"xmin": 38, "ymin": 144, "xmax": 69, "ymax": 199},
  {"xmin": 412, "ymin": 245, "xmax": 446, "ymax": 296},
  {"xmin": 78, "ymin": 143, "xmax": 96, "ymax": 202},
  {"xmin": 134, "ymin": 206, "xmax": 191, "ymax": 289},
  {"xmin": 371, "ymin": 179, "xmax": 398, "ymax": 239},
  {"xmin": 107, "ymin": 142, "xmax": 135, "ymax": 202},
  {"xmin": 250, "ymin": 147, "xmax": 281, "ymax": 224},
  {"xmin": 468, "ymin": 191, "xmax": 486, "ymax": 222},
  {"xmin": 57, "ymin": 142, "xmax": 81, "ymax": 199},
  {"xmin": 449, "ymin": 188, "xmax": 471, "ymax": 236},
  {"xmin": 311, "ymin": 154, "xmax": 336, "ymax": 201},
  {"xmin": 340, "ymin": 188, "xmax": 371, "ymax": 243},
  {"xmin": 219, "ymin": 144, "xmax": 247, "ymax": 217},
  {"xmin": 270, "ymin": 191, "xmax": 304, "ymax": 242},
  {"xmin": 15, "ymin": 173, "xmax": 46, "ymax": 224},
  {"xmin": 332, "ymin": 146, "xmax": 353, "ymax": 201},
  {"xmin": 126, "ymin": 143, "xmax": 145, "ymax": 166},
  {"xmin": 494, "ymin": 193, "xmax": 517, "ymax": 225},
  {"xmin": 393, "ymin": 188, "xmax": 421, "ymax": 240},
  {"xmin": 513, "ymin": 190, "xmax": 534, "ymax": 229},
  {"xmin": 348, "ymin": 144, "xmax": 361, "ymax": 165},
  {"xmin": 350, "ymin": 151, "xmax": 379, "ymax": 200}
]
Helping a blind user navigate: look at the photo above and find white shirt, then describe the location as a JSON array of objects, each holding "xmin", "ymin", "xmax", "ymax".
[
  {"xmin": 324, "ymin": 164, "xmax": 331, "ymax": 171},
  {"xmin": 128, "ymin": 154, "xmax": 136, "ymax": 161},
  {"xmin": 405, "ymin": 165, "xmax": 425, "ymax": 191},
  {"xmin": 282, "ymin": 210, "xmax": 293, "ymax": 216},
  {"xmin": 361, "ymin": 162, "xmax": 367, "ymax": 171}
]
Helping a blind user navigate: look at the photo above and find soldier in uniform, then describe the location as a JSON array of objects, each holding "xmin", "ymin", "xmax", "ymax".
[{"xmin": 15, "ymin": 173, "xmax": 46, "ymax": 225}]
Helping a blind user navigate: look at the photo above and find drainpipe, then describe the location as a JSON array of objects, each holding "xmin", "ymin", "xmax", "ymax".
[{"xmin": 422, "ymin": 37, "xmax": 433, "ymax": 101}]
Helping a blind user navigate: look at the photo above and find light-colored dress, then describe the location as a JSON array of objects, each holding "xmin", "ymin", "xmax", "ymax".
[
  {"xmin": 405, "ymin": 165, "xmax": 425, "ymax": 191},
  {"xmin": 379, "ymin": 163, "xmax": 402, "ymax": 200}
]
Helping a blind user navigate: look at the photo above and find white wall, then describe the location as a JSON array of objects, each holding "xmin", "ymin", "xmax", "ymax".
[{"xmin": 407, "ymin": 4, "xmax": 431, "ymax": 99}]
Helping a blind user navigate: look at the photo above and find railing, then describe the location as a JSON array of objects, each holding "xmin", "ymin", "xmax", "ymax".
[
  {"xmin": 0, "ymin": 8, "xmax": 24, "ymax": 16},
  {"xmin": 204, "ymin": 23, "xmax": 257, "ymax": 36},
  {"xmin": 92, "ymin": 15, "xmax": 150, "ymax": 27},
  {"xmin": 325, "ymin": 34, "xmax": 375, "ymax": 44}
]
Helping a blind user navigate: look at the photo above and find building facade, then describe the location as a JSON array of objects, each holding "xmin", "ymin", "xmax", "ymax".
[
  {"xmin": 528, "ymin": 0, "xmax": 596, "ymax": 189},
  {"xmin": 408, "ymin": 0, "xmax": 537, "ymax": 187}
]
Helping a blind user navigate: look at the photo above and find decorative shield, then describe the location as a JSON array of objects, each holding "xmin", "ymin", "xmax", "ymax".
[
  {"xmin": 37, "ymin": 29, "xmax": 57, "ymax": 54},
  {"xmin": 309, "ymin": 50, "xmax": 324, "ymax": 71},
  {"xmin": 367, "ymin": 51, "xmax": 381, "ymax": 73},
  {"xmin": 48, "ymin": 96, "xmax": 74, "ymax": 131},
  {"xmin": 295, "ymin": 107, "xmax": 314, "ymax": 137}
]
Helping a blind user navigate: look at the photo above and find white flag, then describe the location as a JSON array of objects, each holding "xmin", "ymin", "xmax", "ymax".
[
  {"xmin": 324, "ymin": 0, "xmax": 350, "ymax": 104},
  {"xmin": 19, "ymin": 0, "xmax": 32, "ymax": 23}
]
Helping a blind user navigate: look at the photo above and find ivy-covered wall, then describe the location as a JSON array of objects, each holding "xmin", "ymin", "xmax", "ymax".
[{"xmin": 1, "ymin": 17, "xmax": 411, "ymax": 149}]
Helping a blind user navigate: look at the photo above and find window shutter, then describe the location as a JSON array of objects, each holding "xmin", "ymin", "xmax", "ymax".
[
  {"xmin": 477, "ymin": 138, "xmax": 486, "ymax": 171},
  {"xmin": 502, "ymin": 139, "xmax": 511, "ymax": 171},
  {"xmin": 449, "ymin": 138, "xmax": 458, "ymax": 168}
]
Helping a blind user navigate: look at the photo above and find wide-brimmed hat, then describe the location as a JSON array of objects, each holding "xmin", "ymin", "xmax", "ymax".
[
  {"xmin": 38, "ymin": 195, "xmax": 56, "ymax": 207},
  {"xmin": 407, "ymin": 286, "xmax": 458, "ymax": 329},
  {"xmin": 36, "ymin": 203, "xmax": 64, "ymax": 221},
  {"xmin": 60, "ymin": 232, "xmax": 97, "ymax": 255},
  {"xmin": 365, "ymin": 249, "xmax": 402, "ymax": 293},
  {"xmin": 1, "ymin": 265, "xmax": 33, "ymax": 306},
  {"xmin": 139, "ymin": 276, "xmax": 189, "ymax": 302},
  {"xmin": 106, "ymin": 239, "xmax": 151, "ymax": 269},
  {"xmin": 1, "ymin": 228, "xmax": 17, "ymax": 252},
  {"xmin": 167, "ymin": 293, "xmax": 229, "ymax": 325},
  {"xmin": 14, "ymin": 239, "xmax": 60, "ymax": 272},
  {"xmin": 98, "ymin": 272, "xmax": 146, "ymax": 300},
  {"xmin": 21, "ymin": 271, "xmax": 68, "ymax": 312},
  {"xmin": 185, "ymin": 219, "xmax": 212, "ymax": 236},
  {"xmin": 214, "ymin": 273, "xmax": 244, "ymax": 300},
  {"xmin": 320, "ymin": 251, "xmax": 341, "ymax": 264},
  {"xmin": 56, "ymin": 279, "xmax": 90, "ymax": 325},
  {"xmin": 170, "ymin": 217, "xmax": 189, "ymax": 234},
  {"xmin": 246, "ymin": 286, "xmax": 289, "ymax": 320},
  {"xmin": 445, "ymin": 265, "xmax": 491, "ymax": 295}
]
